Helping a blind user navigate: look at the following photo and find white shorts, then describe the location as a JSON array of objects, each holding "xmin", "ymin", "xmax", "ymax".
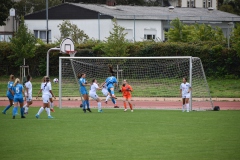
[
  {"xmin": 26, "ymin": 95, "xmax": 32, "ymax": 102},
  {"xmin": 89, "ymin": 92, "xmax": 99, "ymax": 100},
  {"xmin": 42, "ymin": 94, "xmax": 50, "ymax": 103},
  {"xmin": 49, "ymin": 94, "xmax": 52, "ymax": 99},
  {"xmin": 102, "ymin": 90, "xmax": 108, "ymax": 97},
  {"xmin": 182, "ymin": 93, "xmax": 190, "ymax": 99}
]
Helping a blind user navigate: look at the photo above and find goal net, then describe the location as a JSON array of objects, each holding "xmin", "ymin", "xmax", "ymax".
[{"xmin": 59, "ymin": 57, "xmax": 213, "ymax": 110}]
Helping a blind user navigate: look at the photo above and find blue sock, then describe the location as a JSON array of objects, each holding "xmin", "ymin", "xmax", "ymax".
[
  {"xmin": 111, "ymin": 98, "xmax": 116, "ymax": 104},
  {"xmin": 86, "ymin": 101, "xmax": 90, "ymax": 109},
  {"xmin": 82, "ymin": 100, "xmax": 85, "ymax": 109},
  {"xmin": 111, "ymin": 90, "xmax": 115, "ymax": 95},
  {"xmin": 20, "ymin": 108, "xmax": 24, "ymax": 116},
  {"xmin": 12, "ymin": 107, "xmax": 18, "ymax": 116},
  {"xmin": 3, "ymin": 105, "xmax": 11, "ymax": 113}
]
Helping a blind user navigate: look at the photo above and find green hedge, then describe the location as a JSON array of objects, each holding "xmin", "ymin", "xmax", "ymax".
[{"xmin": 0, "ymin": 41, "xmax": 239, "ymax": 78}]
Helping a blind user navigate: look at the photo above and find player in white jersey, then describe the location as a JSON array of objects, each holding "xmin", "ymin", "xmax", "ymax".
[
  {"xmin": 36, "ymin": 76, "xmax": 55, "ymax": 112},
  {"xmin": 35, "ymin": 76, "xmax": 55, "ymax": 119},
  {"xmin": 23, "ymin": 75, "xmax": 32, "ymax": 114},
  {"xmin": 89, "ymin": 79, "xmax": 103, "ymax": 113},
  {"xmin": 180, "ymin": 77, "xmax": 192, "ymax": 112}
]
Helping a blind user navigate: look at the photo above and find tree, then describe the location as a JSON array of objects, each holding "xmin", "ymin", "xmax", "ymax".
[
  {"xmin": 14, "ymin": 0, "xmax": 62, "ymax": 17},
  {"xmin": 0, "ymin": 0, "xmax": 14, "ymax": 26},
  {"xmin": 231, "ymin": 23, "xmax": 240, "ymax": 56},
  {"xmin": 9, "ymin": 16, "xmax": 37, "ymax": 66},
  {"xmin": 218, "ymin": 0, "xmax": 240, "ymax": 15},
  {"xmin": 97, "ymin": 19, "xmax": 129, "ymax": 57},
  {"xmin": 57, "ymin": 20, "xmax": 89, "ymax": 44}
]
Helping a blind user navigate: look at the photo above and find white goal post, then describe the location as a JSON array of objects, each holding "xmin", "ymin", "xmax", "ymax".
[{"xmin": 59, "ymin": 56, "xmax": 213, "ymax": 110}]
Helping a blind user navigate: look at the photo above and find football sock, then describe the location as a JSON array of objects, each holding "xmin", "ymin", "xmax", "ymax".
[
  {"xmin": 111, "ymin": 90, "xmax": 115, "ymax": 95},
  {"xmin": 37, "ymin": 107, "xmax": 44, "ymax": 115},
  {"xmin": 106, "ymin": 95, "xmax": 111, "ymax": 101},
  {"xmin": 23, "ymin": 104, "xmax": 27, "ymax": 108},
  {"xmin": 129, "ymin": 102, "xmax": 133, "ymax": 110},
  {"xmin": 182, "ymin": 105, "xmax": 185, "ymax": 111},
  {"xmin": 86, "ymin": 101, "xmax": 90, "ymax": 109},
  {"xmin": 3, "ymin": 105, "xmax": 11, "ymax": 112},
  {"xmin": 20, "ymin": 107, "xmax": 24, "ymax": 116},
  {"xmin": 12, "ymin": 107, "xmax": 18, "ymax": 116},
  {"xmin": 82, "ymin": 100, "xmax": 85, "ymax": 109},
  {"xmin": 111, "ymin": 98, "xmax": 116, "ymax": 105},
  {"xmin": 46, "ymin": 108, "xmax": 51, "ymax": 116},
  {"xmin": 50, "ymin": 102, "xmax": 54, "ymax": 109},
  {"xmin": 98, "ymin": 102, "xmax": 101, "ymax": 110},
  {"xmin": 123, "ymin": 102, "xmax": 127, "ymax": 109},
  {"xmin": 24, "ymin": 106, "xmax": 29, "ymax": 113},
  {"xmin": 186, "ymin": 103, "xmax": 189, "ymax": 112}
]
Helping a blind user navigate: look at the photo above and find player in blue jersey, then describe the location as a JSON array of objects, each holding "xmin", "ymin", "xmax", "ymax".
[
  {"xmin": 2, "ymin": 75, "xmax": 15, "ymax": 114},
  {"xmin": 78, "ymin": 73, "xmax": 91, "ymax": 113},
  {"xmin": 101, "ymin": 65, "xmax": 119, "ymax": 108},
  {"xmin": 12, "ymin": 78, "xmax": 25, "ymax": 119}
]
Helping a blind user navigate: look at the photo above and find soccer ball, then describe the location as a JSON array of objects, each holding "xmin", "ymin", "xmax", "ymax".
[{"xmin": 53, "ymin": 78, "xmax": 59, "ymax": 83}]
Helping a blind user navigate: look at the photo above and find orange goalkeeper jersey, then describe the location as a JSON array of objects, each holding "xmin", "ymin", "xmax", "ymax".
[{"xmin": 121, "ymin": 84, "xmax": 133, "ymax": 97}]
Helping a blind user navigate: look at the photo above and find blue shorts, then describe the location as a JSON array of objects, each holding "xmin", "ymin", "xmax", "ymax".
[
  {"xmin": 7, "ymin": 94, "xmax": 14, "ymax": 100},
  {"xmin": 80, "ymin": 88, "xmax": 88, "ymax": 95},
  {"xmin": 107, "ymin": 84, "xmax": 114, "ymax": 90},
  {"xmin": 14, "ymin": 97, "xmax": 24, "ymax": 103}
]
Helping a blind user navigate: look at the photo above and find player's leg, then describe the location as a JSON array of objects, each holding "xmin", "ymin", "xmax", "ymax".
[
  {"xmin": 85, "ymin": 94, "xmax": 92, "ymax": 112},
  {"xmin": 127, "ymin": 97, "xmax": 133, "ymax": 112},
  {"xmin": 12, "ymin": 99, "xmax": 19, "ymax": 119},
  {"xmin": 185, "ymin": 98, "xmax": 190, "ymax": 112},
  {"xmin": 105, "ymin": 94, "xmax": 111, "ymax": 104},
  {"xmin": 182, "ymin": 97, "xmax": 186, "ymax": 112},
  {"xmin": 123, "ymin": 97, "xmax": 127, "ymax": 111},
  {"xmin": 19, "ymin": 100, "xmax": 25, "ymax": 118},
  {"xmin": 36, "ymin": 95, "xmax": 48, "ymax": 118},
  {"xmin": 24, "ymin": 96, "xmax": 32, "ymax": 114},
  {"xmin": 49, "ymin": 97, "xmax": 55, "ymax": 112},
  {"xmin": 96, "ymin": 97, "xmax": 102, "ymax": 113},
  {"xmin": 2, "ymin": 97, "xmax": 13, "ymax": 114}
]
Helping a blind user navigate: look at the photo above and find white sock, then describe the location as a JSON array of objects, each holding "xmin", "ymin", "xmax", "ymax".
[
  {"xmin": 98, "ymin": 102, "xmax": 101, "ymax": 110},
  {"xmin": 37, "ymin": 107, "xmax": 44, "ymax": 115},
  {"xmin": 106, "ymin": 95, "xmax": 111, "ymax": 101},
  {"xmin": 182, "ymin": 105, "xmax": 185, "ymax": 111},
  {"xmin": 24, "ymin": 106, "xmax": 29, "ymax": 113},
  {"xmin": 46, "ymin": 108, "xmax": 51, "ymax": 116},
  {"xmin": 50, "ymin": 102, "xmax": 54, "ymax": 108},
  {"xmin": 23, "ymin": 104, "xmax": 27, "ymax": 108},
  {"xmin": 186, "ymin": 103, "xmax": 189, "ymax": 112}
]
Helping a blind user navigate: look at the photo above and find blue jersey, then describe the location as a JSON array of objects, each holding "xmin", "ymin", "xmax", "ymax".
[
  {"xmin": 79, "ymin": 78, "xmax": 88, "ymax": 95},
  {"xmin": 105, "ymin": 76, "xmax": 118, "ymax": 88},
  {"xmin": 12, "ymin": 83, "xmax": 24, "ymax": 99},
  {"xmin": 6, "ymin": 81, "xmax": 14, "ymax": 96}
]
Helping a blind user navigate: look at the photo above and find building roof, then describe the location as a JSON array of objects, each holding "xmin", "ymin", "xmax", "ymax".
[{"xmin": 25, "ymin": 3, "xmax": 240, "ymax": 22}]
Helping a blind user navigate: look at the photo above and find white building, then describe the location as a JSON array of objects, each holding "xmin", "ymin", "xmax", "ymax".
[
  {"xmin": 169, "ymin": 0, "xmax": 218, "ymax": 9},
  {"xmin": 24, "ymin": 3, "xmax": 240, "ymax": 43}
]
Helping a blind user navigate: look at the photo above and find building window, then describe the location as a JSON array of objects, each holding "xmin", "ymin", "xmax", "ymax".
[
  {"xmin": 0, "ymin": 34, "xmax": 12, "ymax": 42},
  {"xmin": 34, "ymin": 30, "xmax": 51, "ymax": 42},
  {"xmin": 144, "ymin": 29, "xmax": 157, "ymax": 40},
  {"xmin": 203, "ymin": 0, "xmax": 206, "ymax": 8},
  {"xmin": 164, "ymin": 28, "xmax": 169, "ymax": 41},
  {"xmin": 187, "ymin": 0, "xmax": 195, "ymax": 7},
  {"xmin": 208, "ymin": 0, "xmax": 212, "ymax": 7}
]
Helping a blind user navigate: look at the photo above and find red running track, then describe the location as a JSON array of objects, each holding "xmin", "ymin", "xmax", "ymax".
[{"xmin": 0, "ymin": 100, "xmax": 239, "ymax": 110}]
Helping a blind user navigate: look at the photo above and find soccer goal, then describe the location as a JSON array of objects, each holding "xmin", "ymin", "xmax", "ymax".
[{"xmin": 59, "ymin": 57, "xmax": 213, "ymax": 110}]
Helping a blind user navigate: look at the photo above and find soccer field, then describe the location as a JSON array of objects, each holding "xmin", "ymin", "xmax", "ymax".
[{"xmin": 0, "ymin": 108, "xmax": 239, "ymax": 160}]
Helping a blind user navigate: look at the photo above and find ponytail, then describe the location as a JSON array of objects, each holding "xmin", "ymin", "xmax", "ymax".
[
  {"xmin": 108, "ymin": 64, "xmax": 115, "ymax": 76},
  {"xmin": 9, "ymin": 74, "xmax": 15, "ymax": 81},
  {"xmin": 13, "ymin": 78, "xmax": 20, "ymax": 87}
]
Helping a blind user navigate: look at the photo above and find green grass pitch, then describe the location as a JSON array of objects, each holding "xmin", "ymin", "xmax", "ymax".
[{"xmin": 0, "ymin": 108, "xmax": 240, "ymax": 160}]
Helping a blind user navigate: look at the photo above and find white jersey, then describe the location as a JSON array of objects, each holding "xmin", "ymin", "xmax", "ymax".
[
  {"xmin": 89, "ymin": 83, "xmax": 99, "ymax": 94},
  {"xmin": 180, "ymin": 82, "xmax": 191, "ymax": 95},
  {"xmin": 25, "ymin": 81, "xmax": 32, "ymax": 96},
  {"xmin": 41, "ymin": 82, "xmax": 52, "ymax": 95}
]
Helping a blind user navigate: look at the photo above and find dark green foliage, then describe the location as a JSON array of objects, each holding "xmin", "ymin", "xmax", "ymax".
[{"xmin": 0, "ymin": 0, "xmax": 13, "ymax": 26}]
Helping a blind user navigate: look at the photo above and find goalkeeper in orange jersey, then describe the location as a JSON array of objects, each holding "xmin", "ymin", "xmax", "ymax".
[{"xmin": 119, "ymin": 79, "xmax": 133, "ymax": 112}]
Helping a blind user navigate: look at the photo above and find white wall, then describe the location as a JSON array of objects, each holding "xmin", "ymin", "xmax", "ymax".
[
  {"xmin": 181, "ymin": 0, "xmax": 217, "ymax": 8},
  {"xmin": 25, "ymin": 19, "xmax": 163, "ymax": 43},
  {"xmin": 25, "ymin": 19, "xmax": 113, "ymax": 42},
  {"xmin": 117, "ymin": 19, "xmax": 163, "ymax": 41}
]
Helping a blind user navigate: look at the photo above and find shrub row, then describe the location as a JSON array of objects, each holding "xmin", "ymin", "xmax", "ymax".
[{"xmin": 0, "ymin": 41, "xmax": 239, "ymax": 78}]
